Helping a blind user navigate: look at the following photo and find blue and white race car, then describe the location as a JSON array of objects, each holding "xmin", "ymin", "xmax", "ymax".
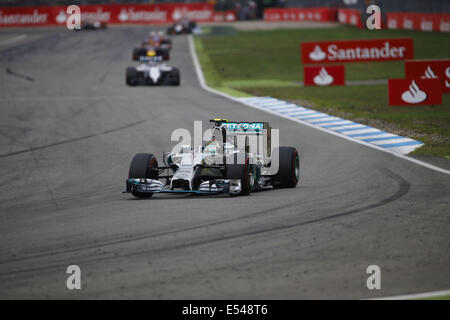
[{"xmin": 126, "ymin": 56, "xmax": 180, "ymax": 86}]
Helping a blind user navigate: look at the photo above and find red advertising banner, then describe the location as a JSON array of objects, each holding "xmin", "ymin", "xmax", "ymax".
[
  {"xmin": 301, "ymin": 38, "xmax": 414, "ymax": 65},
  {"xmin": 264, "ymin": 7, "xmax": 336, "ymax": 22},
  {"xmin": 405, "ymin": 59, "xmax": 450, "ymax": 94},
  {"xmin": 0, "ymin": 6, "xmax": 53, "ymax": 26},
  {"xmin": 304, "ymin": 65, "xmax": 345, "ymax": 86},
  {"xmin": 387, "ymin": 12, "xmax": 450, "ymax": 33},
  {"xmin": 337, "ymin": 8, "xmax": 362, "ymax": 28},
  {"xmin": 388, "ymin": 79, "xmax": 442, "ymax": 106},
  {"xmin": 0, "ymin": 3, "xmax": 215, "ymax": 27}
]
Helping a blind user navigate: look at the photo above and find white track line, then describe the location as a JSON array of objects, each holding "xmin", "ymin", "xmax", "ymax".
[
  {"xmin": 188, "ymin": 35, "xmax": 450, "ymax": 175},
  {"xmin": 371, "ymin": 138, "xmax": 413, "ymax": 145},
  {"xmin": 325, "ymin": 124, "xmax": 364, "ymax": 130},
  {"xmin": 284, "ymin": 110, "xmax": 315, "ymax": 115},
  {"xmin": 0, "ymin": 34, "xmax": 26, "ymax": 46},
  {"xmin": 371, "ymin": 289, "xmax": 450, "ymax": 300},
  {"xmin": 309, "ymin": 117, "xmax": 342, "ymax": 123},
  {"xmin": 273, "ymin": 106, "xmax": 304, "ymax": 112}
]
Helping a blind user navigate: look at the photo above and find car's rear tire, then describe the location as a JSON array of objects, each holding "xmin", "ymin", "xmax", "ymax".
[
  {"xmin": 161, "ymin": 39, "xmax": 172, "ymax": 49},
  {"xmin": 132, "ymin": 48, "xmax": 139, "ymax": 61},
  {"xmin": 126, "ymin": 67, "xmax": 137, "ymax": 86},
  {"xmin": 271, "ymin": 147, "xmax": 300, "ymax": 188},
  {"xmin": 128, "ymin": 153, "xmax": 158, "ymax": 198},
  {"xmin": 158, "ymin": 48, "xmax": 170, "ymax": 61},
  {"xmin": 132, "ymin": 48, "xmax": 146, "ymax": 61},
  {"xmin": 170, "ymin": 68, "xmax": 180, "ymax": 86}
]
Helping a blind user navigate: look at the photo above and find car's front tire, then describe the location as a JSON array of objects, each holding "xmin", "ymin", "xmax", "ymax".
[
  {"xmin": 128, "ymin": 153, "xmax": 158, "ymax": 198},
  {"xmin": 226, "ymin": 156, "xmax": 255, "ymax": 195},
  {"xmin": 126, "ymin": 67, "xmax": 138, "ymax": 86}
]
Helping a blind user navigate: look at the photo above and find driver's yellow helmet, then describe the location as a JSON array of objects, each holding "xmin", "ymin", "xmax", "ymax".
[{"xmin": 146, "ymin": 50, "xmax": 156, "ymax": 56}]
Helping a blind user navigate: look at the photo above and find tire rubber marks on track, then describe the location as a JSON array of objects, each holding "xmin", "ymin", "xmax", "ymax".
[
  {"xmin": 0, "ymin": 34, "xmax": 26, "ymax": 47},
  {"xmin": 6, "ymin": 67, "xmax": 34, "ymax": 82},
  {"xmin": 0, "ymin": 119, "xmax": 149, "ymax": 158},
  {"xmin": 0, "ymin": 169, "xmax": 410, "ymax": 277}
]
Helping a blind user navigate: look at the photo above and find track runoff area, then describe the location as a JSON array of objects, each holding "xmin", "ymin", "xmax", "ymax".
[{"xmin": 0, "ymin": 9, "xmax": 449, "ymax": 315}]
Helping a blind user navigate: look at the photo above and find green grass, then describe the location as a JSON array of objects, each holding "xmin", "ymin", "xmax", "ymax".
[{"xmin": 194, "ymin": 25, "xmax": 450, "ymax": 157}]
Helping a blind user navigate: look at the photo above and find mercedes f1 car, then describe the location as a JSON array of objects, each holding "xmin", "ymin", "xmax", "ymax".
[
  {"xmin": 126, "ymin": 56, "xmax": 180, "ymax": 86},
  {"xmin": 125, "ymin": 119, "xmax": 300, "ymax": 198},
  {"xmin": 167, "ymin": 19, "xmax": 197, "ymax": 35}
]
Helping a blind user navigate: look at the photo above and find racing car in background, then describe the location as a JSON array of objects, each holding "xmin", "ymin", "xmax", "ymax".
[
  {"xmin": 148, "ymin": 31, "xmax": 172, "ymax": 50},
  {"xmin": 77, "ymin": 19, "xmax": 107, "ymax": 30},
  {"xmin": 126, "ymin": 56, "xmax": 180, "ymax": 86},
  {"xmin": 125, "ymin": 119, "xmax": 300, "ymax": 198},
  {"xmin": 132, "ymin": 31, "xmax": 171, "ymax": 61},
  {"xmin": 132, "ymin": 46, "xmax": 170, "ymax": 61},
  {"xmin": 141, "ymin": 31, "xmax": 172, "ymax": 51},
  {"xmin": 167, "ymin": 18, "xmax": 197, "ymax": 35}
]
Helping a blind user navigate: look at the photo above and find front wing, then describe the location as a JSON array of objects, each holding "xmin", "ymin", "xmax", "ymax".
[{"xmin": 126, "ymin": 178, "xmax": 228, "ymax": 195}]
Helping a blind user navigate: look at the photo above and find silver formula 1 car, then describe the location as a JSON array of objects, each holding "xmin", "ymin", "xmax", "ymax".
[
  {"xmin": 125, "ymin": 119, "xmax": 300, "ymax": 198},
  {"xmin": 167, "ymin": 19, "xmax": 197, "ymax": 35},
  {"xmin": 126, "ymin": 56, "xmax": 180, "ymax": 86}
]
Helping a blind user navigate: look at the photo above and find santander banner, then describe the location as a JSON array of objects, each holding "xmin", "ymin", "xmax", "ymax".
[
  {"xmin": 0, "ymin": 6, "xmax": 51, "ymax": 26},
  {"xmin": 301, "ymin": 38, "xmax": 414, "ymax": 65},
  {"xmin": 388, "ymin": 79, "xmax": 442, "ymax": 106},
  {"xmin": 304, "ymin": 65, "xmax": 345, "ymax": 86},
  {"xmin": 405, "ymin": 59, "xmax": 450, "ymax": 94},
  {"xmin": 0, "ymin": 3, "xmax": 215, "ymax": 27}
]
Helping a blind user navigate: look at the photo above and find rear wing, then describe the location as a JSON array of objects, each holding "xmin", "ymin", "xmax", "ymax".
[
  {"xmin": 139, "ymin": 56, "xmax": 163, "ymax": 63},
  {"xmin": 209, "ymin": 119, "xmax": 272, "ymax": 158}
]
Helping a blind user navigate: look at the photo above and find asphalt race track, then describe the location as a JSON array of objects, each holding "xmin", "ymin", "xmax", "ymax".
[{"xmin": 0, "ymin": 26, "xmax": 449, "ymax": 299}]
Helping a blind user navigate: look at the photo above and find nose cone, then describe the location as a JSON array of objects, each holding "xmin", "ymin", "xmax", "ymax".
[{"xmin": 149, "ymin": 67, "xmax": 161, "ymax": 83}]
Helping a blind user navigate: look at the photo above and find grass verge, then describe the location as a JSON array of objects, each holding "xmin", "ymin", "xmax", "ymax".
[{"xmin": 194, "ymin": 25, "xmax": 450, "ymax": 157}]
